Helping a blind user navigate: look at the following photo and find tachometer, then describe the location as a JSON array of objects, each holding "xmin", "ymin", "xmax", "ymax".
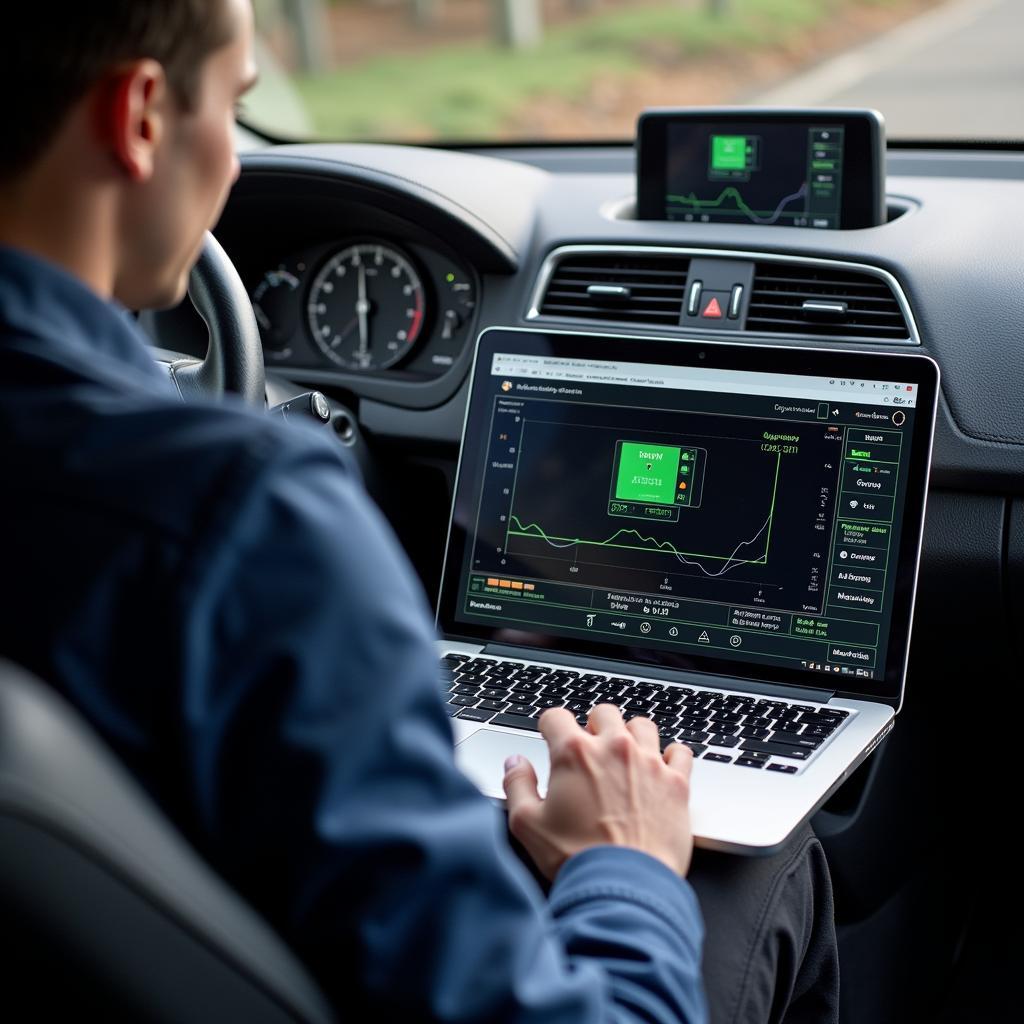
[
  {"xmin": 252, "ymin": 266, "xmax": 302, "ymax": 359},
  {"xmin": 307, "ymin": 243, "xmax": 425, "ymax": 371}
]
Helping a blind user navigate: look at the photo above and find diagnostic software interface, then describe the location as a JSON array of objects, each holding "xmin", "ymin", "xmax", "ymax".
[
  {"xmin": 664, "ymin": 122, "xmax": 844, "ymax": 227},
  {"xmin": 454, "ymin": 352, "xmax": 920, "ymax": 683}
]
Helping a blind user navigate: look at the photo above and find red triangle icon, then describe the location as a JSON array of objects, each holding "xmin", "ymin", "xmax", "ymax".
[{"xmin": 701, "ymin": 296, "xmax": 723, "ymax": 318}]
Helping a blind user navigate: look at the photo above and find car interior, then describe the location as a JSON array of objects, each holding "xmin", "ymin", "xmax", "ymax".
[{"xmin": 2, "ymin": 4, "xmax": 1021, "ymax": 1021}]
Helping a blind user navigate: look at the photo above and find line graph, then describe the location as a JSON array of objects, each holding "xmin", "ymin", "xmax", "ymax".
[
  {"xmin": 508, "ymin": 514, "xmax": 773, "ymax": 578},
  {"xmin": 506, "ymin": 449, "xmax": 781, "ymax": 580},
  {"xmin": 666, "ymin": 183, "xmax": 807, "ymax": 225}
]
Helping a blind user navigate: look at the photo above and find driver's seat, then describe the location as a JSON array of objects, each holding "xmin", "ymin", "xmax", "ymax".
[{"xmin": 0, "ymin": 659, "xmax": 334, "ymax": 1021}]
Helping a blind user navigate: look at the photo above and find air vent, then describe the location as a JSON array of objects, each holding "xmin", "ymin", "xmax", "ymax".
[
  {"xmin": 748, "ymin": 263, "xmax": 911, "ymax": 340},
  {"xmin": 538, "ymin": 253, "xmax": 689, "ymax": 325}
]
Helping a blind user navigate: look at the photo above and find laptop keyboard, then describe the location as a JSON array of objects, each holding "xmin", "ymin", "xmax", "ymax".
[{"xmin": 440, "ymin": 653, "xmax": 851, "ymax": 774}]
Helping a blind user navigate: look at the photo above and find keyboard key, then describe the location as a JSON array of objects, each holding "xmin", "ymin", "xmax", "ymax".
[
  {"xmin": 534, "ymin": 696, "xmax": 565, "ymax": 710},
  {"xmin": 479, "ymin": 687, "xmax": 510, "ymax": 700},
  {"xmin": 455, "ymin": 672, "xmax": 488, "ymax": 686},
  {"xmin": 452, "ymin": 684, "xmax": 480, "ymax": 696},
  {"xmin": 740, "ymin": 726, "xmax": 771, "ymax": 740},
  {"xmin": 449, "ymin": 695, "xmax": 479, "ymax": 707},
  {"xmin": 679, "ymin": 742, "xmax": 707, "ymax": 757},
  {"xmin": 678, "ymin": 712, "xmax": 711, "ymax": 727},
  {"xmin": 677, "ymin": 729, "xmax": 709, "ymax": 744},
  {"xmin": 565, "ymin": 700, "xmax": 592, "ymax": 714},
  {"xmin": 510, "ymin": 680, "xmax": 542, "ymax": 694},
  {"xmin": 704, "ymin": 752, "xmax": 732, "ymax": 763},
  {"xmin": 580, "ymin": 673, "xmax": 610, "ymax": 685},
  {"xmin": 769, "ymin": 730, "xmax": 822, "ymax": 749},
  {"xmin": 442, "ymin": 653, "xmax": 469, "ymax": 665},
  {"xmin": 623, "ymin": 709, "xmax": 652, "ymax": 721},
  {"xmin": 710, "ymin": 711, "xmax": 743, "ymax": 725},
  {"xmin": 767, "ymin": 763, "xmax": 799, "ymax": 774},
  {"xmin": 490, "ymin": 713, "xmax": 540, "ymax": 732},
  {"xmin": 736, "ymin": 757, "xmax": 767, "ymax": 769},
  {"xmin": 547, "ymin": 671, "xmax": 580, "ymax": 684},
  {"xmin": 514, "ymin": 668, "xmax": 547, "ymax": 682},
  {"xmin": 626, "ymin": 684, "xmax": 662, "ymax": 699},
  {"xmin": 708, "ymin": 735, "xmax": 740, "ymax": 748},
  {"xmin": 740, "ymin": 740, "xmax": 812, "ymax": 761},
  {"xmin": 478, "ymin": 699, "xmax": 509, "ymax": 712},
  {"xmin": 651, "ymin": 712, "xmax": 679, "ymax": 728},
  {"xmin": 444, "ymin": 704, "xmax": 461, "ymax": 717},
  {"xmin": 803, "ymin": 725, "xmax": 835, "ymax": 738},
  {"xmin": 707, "ymin": 722, "xmax": 739, "ymax": 736},
  {"xmin": 466, "ymin": 658, "xmax": 497, "ymax": 669},
  {"xmin": 486, "ymin": 664, "xmax": 518, "ymax": 680},
  {"xmin": 625, "ymin": 698, "xmax": 655, "ymax": 712},
  {"xmin": 590, "ymin": 680, "xmax": 625, "ymax": 695},
  {"xmin": 505, "ymin": 702, "xmax": 537, "ymax": 716},
  {"xmin": 457, "ymin": 707, "xmax": 496, "ymax": 723},
  {"xmin": 542, "ymin": 685, "xmax": 573, "ymax": 699}
]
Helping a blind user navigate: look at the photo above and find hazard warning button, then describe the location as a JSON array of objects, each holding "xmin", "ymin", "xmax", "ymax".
[
  {"xmin": 701, "ymin": 296, "xmax": 723, "ymax": 318},
  {"xmin": 684, "ymin": 289, "xmax": 732, "ymax": 329}
]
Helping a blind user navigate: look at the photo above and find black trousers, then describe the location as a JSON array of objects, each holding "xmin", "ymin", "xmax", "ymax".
[
  {"xmin": 509, "ymin": 822, "xmax": 839, "ymax": 1024},
  {"xmin": 689, "ymin": 824, "xmax": 839, "ymax": 1024}
]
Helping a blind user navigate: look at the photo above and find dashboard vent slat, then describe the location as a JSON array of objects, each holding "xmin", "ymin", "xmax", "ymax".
[
  {"xmin": 747, "ymin": 262, "xmax": 911, "ymax": 340},
  {"xmin": 538, "ymin": 254, "xmax": 689, "ymax": 326}
]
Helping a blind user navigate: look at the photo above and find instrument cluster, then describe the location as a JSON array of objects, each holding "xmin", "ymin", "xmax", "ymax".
[{"xmin": 251, "ymin": 237, "xmax": 477, "ymax": 379}]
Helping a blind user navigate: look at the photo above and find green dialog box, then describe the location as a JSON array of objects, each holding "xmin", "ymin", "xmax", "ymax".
[
  {"xmin": 615, "ymin": 442, "xmax": 681, "ymax": 505},
  {"xmin": 711, "ymin": 135, "xmax": 749, "ymax": 171}
]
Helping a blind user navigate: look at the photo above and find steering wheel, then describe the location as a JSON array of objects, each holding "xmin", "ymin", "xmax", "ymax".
[{"xmin": 165, "ymin": 232, "xmax": 265, "ymax": 406}]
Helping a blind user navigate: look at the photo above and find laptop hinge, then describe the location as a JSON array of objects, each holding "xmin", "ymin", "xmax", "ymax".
[{"xmin": 481, "ymin": 643, "xmax": 836, "ymax": 704}]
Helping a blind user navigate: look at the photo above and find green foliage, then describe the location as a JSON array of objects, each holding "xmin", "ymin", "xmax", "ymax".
[{"xmin": 283, "ymin": 1, "xmax": 869, "ymax": 140}]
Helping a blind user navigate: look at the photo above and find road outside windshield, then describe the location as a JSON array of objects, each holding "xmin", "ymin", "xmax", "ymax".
[{"xmin": 245, "ymin": 0, "xmax": 1022, "ymax": 142}]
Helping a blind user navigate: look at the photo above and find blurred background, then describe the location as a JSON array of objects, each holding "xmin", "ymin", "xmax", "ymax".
[{"xmin": 243, "ymin": 0, "xmax": 1022, "ymax": 141}]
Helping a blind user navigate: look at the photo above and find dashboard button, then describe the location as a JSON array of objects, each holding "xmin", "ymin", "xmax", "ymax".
[{"xmin": 686, "ymin": 280, "xmax": 703, "ymax": 315}]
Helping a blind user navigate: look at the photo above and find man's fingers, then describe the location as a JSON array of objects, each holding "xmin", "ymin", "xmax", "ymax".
[
  {"xmin": 625, "ymin": 714, "xmax": 660, "ymax": 751},
  {"xmin": 586, "ymin": 703, "xmax": 628, "ymax": 736},
  {"xmin": 664, "ymin": 742, "xmax": 695, "ymax": 779},
  {"xmin": 537, "ymin": 706, "xmax": 583, "ymax": 749},
  {"xmin": 503, "ymin": 753, "xmax": 541, "ymax": 832}
]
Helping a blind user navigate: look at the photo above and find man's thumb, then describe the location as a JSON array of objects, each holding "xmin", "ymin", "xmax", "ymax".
[{"xmin": 503, "ymin": 754, "xmax": 541, "ymax": 821}]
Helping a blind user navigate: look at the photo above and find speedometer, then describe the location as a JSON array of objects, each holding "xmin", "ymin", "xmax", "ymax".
[{"xmin": 306, "ymin": 242, "xmax": 426, "ymax": 371}]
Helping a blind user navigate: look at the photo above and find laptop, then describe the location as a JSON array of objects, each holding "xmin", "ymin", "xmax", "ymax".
[{"xmin": 436, "ymin": 326, "xmax": 938, "ymax": 854}]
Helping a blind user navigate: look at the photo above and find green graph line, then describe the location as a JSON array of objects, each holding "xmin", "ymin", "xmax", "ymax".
[
  {"xmin": 666, "ymin": 183, "xmax": 807, "ymax": 225},
  {"xmin": 507, "ymin": 452, "xmax": 782, "ymax": 574},
  {"xmin": 761, "ymin": 453, "xmax": 783, "ymax": 555},
  {"xmin": 509, "ymin": 516, "xmax": 765, "ymax": 564}
]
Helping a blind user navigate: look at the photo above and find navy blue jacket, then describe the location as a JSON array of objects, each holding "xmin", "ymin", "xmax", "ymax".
[{"xmin": 0, "ymin": 244, "xmax": 706, "ymax": 1022}]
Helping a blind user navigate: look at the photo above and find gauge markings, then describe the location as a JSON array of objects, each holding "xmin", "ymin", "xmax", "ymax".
[{"xmin": 307, "ymin": 242, "xmax": 425, "ymax": 371}]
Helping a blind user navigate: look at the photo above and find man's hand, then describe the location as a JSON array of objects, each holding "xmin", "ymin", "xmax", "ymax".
[{"xmin": 503, "ymin": 705, "xmax": 695, "ymax": 881}]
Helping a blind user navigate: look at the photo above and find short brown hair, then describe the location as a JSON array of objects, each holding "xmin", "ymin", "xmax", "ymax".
[{"xmin": 1, "ymin": 1, "xmax": 232, "ymax": 180}]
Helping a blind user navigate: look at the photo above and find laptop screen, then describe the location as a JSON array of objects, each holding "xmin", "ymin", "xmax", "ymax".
[{"xmin": 438, "ymin": 328, "xmax": 938, "ymax": 706}]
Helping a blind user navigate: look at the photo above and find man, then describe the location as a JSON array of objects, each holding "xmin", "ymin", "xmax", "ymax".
[{"xmin": 0, "ymin": 2, "xmax": 837, "ymax": 1021}]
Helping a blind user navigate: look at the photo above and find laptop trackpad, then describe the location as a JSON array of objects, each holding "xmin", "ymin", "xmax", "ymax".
[{"xmin": 456, "ymin": 730, "xmax": 551, "ymax": 801}]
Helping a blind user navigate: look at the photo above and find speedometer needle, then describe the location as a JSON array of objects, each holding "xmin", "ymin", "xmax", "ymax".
[{"xmin": 356, "ymin": 262, "xmax": 370, "ymax": 359}]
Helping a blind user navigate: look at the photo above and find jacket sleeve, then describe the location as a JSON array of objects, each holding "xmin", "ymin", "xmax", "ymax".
[{"xmin": 175, "ymin": 430, "xmax": 707, "ymax": 1023}]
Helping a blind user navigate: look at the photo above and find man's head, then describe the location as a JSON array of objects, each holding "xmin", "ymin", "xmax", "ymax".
[{"xmin": 0, "ymin": 0, "xmax": 257, "ymax": 308}]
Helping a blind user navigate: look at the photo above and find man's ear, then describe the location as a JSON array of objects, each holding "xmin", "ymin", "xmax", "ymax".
[{"xmin": 100, "ymin": 59, "xmax": 168, "ymax": 183}]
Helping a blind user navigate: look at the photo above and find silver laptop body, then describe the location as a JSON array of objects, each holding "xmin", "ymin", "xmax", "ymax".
[{"xmin": 436, "ymin": 327, "xmax": 939, "ymax": 854}]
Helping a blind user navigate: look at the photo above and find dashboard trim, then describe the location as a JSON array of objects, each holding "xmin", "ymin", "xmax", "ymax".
[{"xmin": 525, "ymin": 244, "xmax": 921, "ymax": 346}]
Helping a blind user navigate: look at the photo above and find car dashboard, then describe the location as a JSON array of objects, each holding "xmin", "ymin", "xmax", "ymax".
[{"xmin": 142, "ymin": 135, "xmax": 1022, "ymax": 1021}]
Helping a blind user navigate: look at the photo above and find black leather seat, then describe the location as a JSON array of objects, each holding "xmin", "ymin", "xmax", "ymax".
[{"xmin": 0, "ymin": 659, "xmax": 335, "ymax": 1021}]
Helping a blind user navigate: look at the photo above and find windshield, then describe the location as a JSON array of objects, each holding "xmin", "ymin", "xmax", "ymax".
[{"xmin": 243, "ymin": 0, "xmax": 1021, "ymax": 144}]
